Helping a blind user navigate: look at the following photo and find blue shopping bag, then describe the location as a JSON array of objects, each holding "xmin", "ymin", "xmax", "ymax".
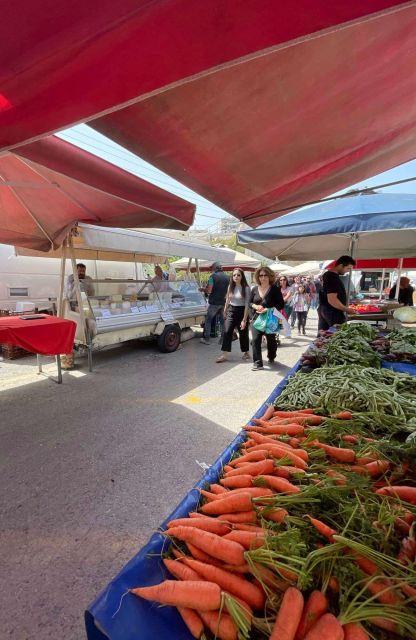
[{"xmin": 252, "ymin": 308, "xmax": 279, "ymax": 334}]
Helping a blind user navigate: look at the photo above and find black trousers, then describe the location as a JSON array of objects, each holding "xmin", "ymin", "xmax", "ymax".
[
  {"xmin": 221, "ymin": 305, "xmax": 249, "ymax": 353},
  {"xmin": 251, "ymin": 325, "xmax": 278, "ymax": 365},
  {"xmin": 317, "ymin": 306, "xmax": 346, "ymax": 332},
  {"xmin": 296, "ymin": 310, "xmax": 307, "ymax": 330}
]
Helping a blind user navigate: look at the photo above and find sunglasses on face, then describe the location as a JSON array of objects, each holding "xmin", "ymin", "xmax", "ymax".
[
  {"xmin": 233, "ymin": 273, "xmax": 242, "ymax": 277},
  {"xmin": 259, "ymin": 274, "xmax": 268, "ymax": 277}
]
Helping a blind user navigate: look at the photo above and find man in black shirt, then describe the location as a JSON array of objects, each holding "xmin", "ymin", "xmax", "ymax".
[
  {"xmin": 318, "ymin": 255, "xmax": 356, "ymax": 332},
  {"xmin": 200, "ymin": 262, "xmax": 230, "ymax": 344},
  {"xmin": 389, "ymin": 277, "xmax": 414, "ymax": 306}
]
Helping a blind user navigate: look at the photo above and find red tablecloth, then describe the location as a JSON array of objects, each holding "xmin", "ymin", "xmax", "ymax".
[{"xmin": 0, "ymin": 315, "xmax": 76, "ymax": 355}]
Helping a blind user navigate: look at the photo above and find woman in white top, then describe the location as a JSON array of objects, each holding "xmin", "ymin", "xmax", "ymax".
[{"xmin": 216, "ymin": 268, "xmax": 250, "ymax": 363}]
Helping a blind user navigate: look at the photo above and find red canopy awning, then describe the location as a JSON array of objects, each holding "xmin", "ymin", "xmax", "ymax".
[
  {"xmin": 0, "ymin": 136, "xmax": 195, "ymax": 251},
  {"xmin": 327, "ymin": 258, "xmax": 416, "ymax": 270},
  {"xmin": 1, "ymin": 2, "xmax": 414, "ymax": 227}
]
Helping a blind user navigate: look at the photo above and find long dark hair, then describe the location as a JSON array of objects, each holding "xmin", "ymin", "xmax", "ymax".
[{"xmin": 228, "ymin": 268, "xmax": 249, "ymax": 294}]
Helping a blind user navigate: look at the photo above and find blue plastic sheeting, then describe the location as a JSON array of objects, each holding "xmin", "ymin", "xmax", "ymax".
[
  {"xmin": 382, "ymin": 360, "xmax": 416, "ymax": 376},
  {"xmin": 85, "ymin": 361, "xmax": 302, "ymax": 640}
]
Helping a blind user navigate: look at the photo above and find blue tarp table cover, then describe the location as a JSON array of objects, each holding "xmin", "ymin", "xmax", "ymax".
[
  {"xmin": 381, "ymin": 360, "xmax": 416, "ymax": 376},
  {"xmin": 85, "ymin": 361, "xmax": 302, "ymax": 640}
]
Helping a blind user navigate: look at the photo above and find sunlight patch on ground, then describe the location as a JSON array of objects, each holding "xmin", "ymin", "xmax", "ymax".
[{"xmin": 172, "ymin": 363, "xmax": 280, "ymax": 433}]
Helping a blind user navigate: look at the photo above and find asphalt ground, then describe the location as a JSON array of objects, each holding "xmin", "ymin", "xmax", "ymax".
[{"xmin": 0, "ymin": 312, "xmax": 317, "ymax": 639}]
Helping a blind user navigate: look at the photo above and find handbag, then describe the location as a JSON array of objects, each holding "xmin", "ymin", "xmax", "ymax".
[{"xmin": 253, "ymin": 308, "xmax": 279, "ymax": 334}]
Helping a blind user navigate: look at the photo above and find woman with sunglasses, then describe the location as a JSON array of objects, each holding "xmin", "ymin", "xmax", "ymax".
[
  {"xmin": 278, "ymin": 275, "xmax": 293, "ymax": 321},
  {"xmin": 216, "ymin": 268, "xmax": 250, "ymax": 362},
  {"xmin": 249, "ymin": 266, "xmax": 284, "ymax": 370}
]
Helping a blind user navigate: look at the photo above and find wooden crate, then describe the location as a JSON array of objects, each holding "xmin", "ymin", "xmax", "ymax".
[{"xmin": 1, "ymin": 343, "xmax": 32, "ymax": 360}]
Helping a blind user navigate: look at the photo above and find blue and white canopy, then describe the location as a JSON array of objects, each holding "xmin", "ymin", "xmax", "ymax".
[{"xmin": 237, "ymin": 192, "xmax": 416, "ymax": 261}]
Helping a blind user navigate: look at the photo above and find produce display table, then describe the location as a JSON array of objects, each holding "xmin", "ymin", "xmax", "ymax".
[
  {"xmin": 0, "ymin": 315, "xmax": 76, "ymax": 384},
  {"xmin": 85, "ymin": 362, "xmax": 302, "ymax": 640}
]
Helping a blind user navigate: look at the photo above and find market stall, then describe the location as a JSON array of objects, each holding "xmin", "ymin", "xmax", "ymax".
[
  {"xmin": 17, "ymin": 224, "xmax": 234, "ymax": 369},
  {"xmin": 0, "ymin": 314, "xmax": 76, "ymax": 383},
  {"xmin": 171, "ymin": 250, "xmax": 261, "ymax": 273},
  {"xmin": 85, "ymin": 323, "xmax": 416, "ymax": 639}
]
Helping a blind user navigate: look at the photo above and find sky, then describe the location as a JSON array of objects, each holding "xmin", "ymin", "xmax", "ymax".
[{"xmin": 58, "ymin": 124, "xmax": 416, "ymax": 230}]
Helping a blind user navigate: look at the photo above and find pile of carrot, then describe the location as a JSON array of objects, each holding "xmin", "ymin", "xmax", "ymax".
[{"xmin": 126, "ymin": 403, "xmax": 416, "ymax": 639}]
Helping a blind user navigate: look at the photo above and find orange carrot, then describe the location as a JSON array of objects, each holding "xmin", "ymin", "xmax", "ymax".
[
  {"xmin": 261, "ymin": 404, "xmax": 276, "ymax": 421},
  {"xmin": 187, "ymin": 542, "xmax": 222, "ymax": 565},
  {"xmin": 365, "ymin": 578, "xmax": 403, "ymax": 606},
  {"xmin": 178, "ymin": 607, "xmax": 204, "ymax": 639},
  {"xmin": 249, "ymin": 563, "xmax": 291, "ymax": 590},
  {"xmin": 130, "ymin": 580, "xmax": 221, "ymax": 610},
  {"xmin": 220, "ymin": 511, "xmax": 257, "ymax": 523},
  {"xmin": 270, "ymin": 586, "xmax": 304, "ymax": 640},
  {"xmin": 223, "ymin": 529, "xmax": 266, "ymax": 550},
  {"xmin": 167, "ymin": 526, "xmax": 246, "ymax": 565},
  {"xmin": 274, "ymin": 465, "xmax": 306, "ymax": 479},
  {"xmin": 370, "ymin": 617, "xmax": 398, "ymax": 634},
  {"xmin": 224, "ymin": 459, "xmax": 275, "ymax": 478},
  {"xmin": 163, "ymin": 558, "xmax": 201, "ymax": 581},
  {"xmin": 247, "ymin": 431, "xmax": 293, "ymax": 447},
  {"xmin": 232, "ymin": 450, "xmax": 269, "ymax": 466},
  {"xmin": 257, "ymin": 474, "xmax": 301, "ymax": 494},
  {"xmin": 167, "ymin": 517, "xmax": 231, "ymax": 535},
  {"xmin": 306, "ymin": 516, "xmax": 336, "ymax": 542},
  {"xmin": 332, "ymin": 411, "xmax": 353, "ymax": 420},
  {"xmin": 303, "ymin": 613, "xmax": 344, "ymax": 640},
  {"xmin": 210, "ymin": 483, "xmax": 228, "ymax": 494},
  {"xmin": 182, "ymin": 557, "xmax": 265, "ymax": 609},
  {"xmin": 342, "ymin": 435, "xmax": 359, "ymax": 444},
  {"xmin": 325, "ymin": 469, "xmax": 347, "ymax": 485},
  {"xmin": 273, "ymin": 409, "xmax": 314, "ymax": 417},
  {"xmin": 221, "ymin": 487, "xmax": 273, "ymax": 499},
  {"xmin": 364, "ymin": 460, "xmax": 390, "ymax": 477},
  {"xmin": 356, "ymin": 455, "xmax": 379, "ymax": 465},
  {"xmin": 258, "ymin": 507, "xmax": 288, "ymax": 523},
  {"xmin": 246, "ymin": 443, "xmax": 308, "ymax": 469},
  {"xmin": 232, "ymin": 522, "xmax": 265, "ymax": 533},
  {"xmin": 308, "ymin": 442, "xmax": 355, "ymax": 463},
  {"xmin": 375, "ymin": 485, "xmax": 416, "ymax": 504},
  {"xmin": 295, "ymin": 590, "xmax": 328, "ymax": 640},
  {"xmin": 327, "ymin": 576, "xmax": 340, "ymax": 593},
  {"xmin": 199, "ymin": 489, "xmax": 222, "ymax": 501},
  {"xmin": 342, "ymin": 622, "xmax": 369, "ymax": 640},
  {"xmin": 199, "ymin": 610, "xmax": 237, "ymax": 640},
  {"xmin": 252, "ymin": 422, "xmax": 306, "ymax": 436},
  {"xmin": 220, "ymin": 475, "xmax": 254, "ymax": 488},
  {"xmin": 200, "ymin": 492, "xmax": 253, "ymax": 515},
  {"xmin": 223, "ymin": 464, "xmax": 233, "ymax": 473}
]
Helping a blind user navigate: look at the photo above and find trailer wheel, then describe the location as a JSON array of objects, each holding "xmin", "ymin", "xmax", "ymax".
[{"xmin": 157, "ymin": 324, "xmax": 181, "ymax": 353}]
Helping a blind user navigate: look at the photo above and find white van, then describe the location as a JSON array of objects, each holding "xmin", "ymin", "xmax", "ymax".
[{"xmin": 0, "ymin": 243, "xmax": 145, "ymax": 312}]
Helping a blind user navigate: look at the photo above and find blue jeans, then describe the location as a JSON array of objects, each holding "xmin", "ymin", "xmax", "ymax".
[{"xmin": 203, "ymin": 304, "xmax": 224, "ymax": 340}]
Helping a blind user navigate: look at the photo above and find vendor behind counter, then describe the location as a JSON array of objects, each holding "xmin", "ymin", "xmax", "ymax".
[{"xmin": 389, "ymin": 277, "xmax": 414, "ymax": 306}]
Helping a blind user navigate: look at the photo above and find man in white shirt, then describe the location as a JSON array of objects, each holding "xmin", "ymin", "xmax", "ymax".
[{"xmin": 65, "ymin": 263, "xmax": 95, "ymax": 299}]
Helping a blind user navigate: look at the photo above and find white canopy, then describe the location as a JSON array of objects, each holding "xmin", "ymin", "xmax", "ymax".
[
  {"xmin": 278, "ymin": 261, "xmax": 323, "ymax": 276},
  {"xmin": 15, "ymin": 224, "xmax": 235, "ymax": 264},
  {"xmin": 171, "ymin": 249, "xmax": 260, "ymax": 272},
  {"xmin": 268, "ymin": 260, "xmax": 294, "ymax": 273}
]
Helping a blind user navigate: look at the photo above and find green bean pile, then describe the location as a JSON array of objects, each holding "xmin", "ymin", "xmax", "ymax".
[
  {"xmin": 326, "ymin": 332, "xmax": 381, "ymax": 368},
  {"xmin": 275, "ymin": 365, "xmax": 416, "ymax": 424}
]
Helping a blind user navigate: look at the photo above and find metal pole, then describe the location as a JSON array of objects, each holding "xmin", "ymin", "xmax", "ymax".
[
  {"xmin": 195, "ymin": 258, "xmax": 201, "ymax": 285},
  {"xmin": 346, "ymin": 234, "xmax": 357, "ymax": 303},
  {"xmin": 379, "ymin": 268, "xmax": 385, "ymax": 301},
  {"xmin": 57, "ymin": 236, "xmax": 67, "ymax": 317},
  {"xmin": 69, "ymin": 235, "xmax": 88, "ymax": 344},
  {"xmin": 186, "ymin": 257, "xmax": 192, "ymax": 277},
  {"xmin": 395, "ymin": 258, "xmax": 403, "ymax": 301}
]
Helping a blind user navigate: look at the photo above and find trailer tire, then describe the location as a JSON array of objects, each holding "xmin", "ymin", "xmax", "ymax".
[{"xmin": 157, "ymin": 324, "xmax": 181, "ymax": 353}]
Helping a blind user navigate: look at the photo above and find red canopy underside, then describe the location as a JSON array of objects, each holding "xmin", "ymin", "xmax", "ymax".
[
  {"xmin": 1, "ymin": 2, "xmax": 414, "ymax": 227},
  {"xmin": 0, "ymin": 137, "xmax": 195, "ymax": 251},
  {"xmin": 328, "ymin": 258, "xmax": 416, "ymax": 270}
]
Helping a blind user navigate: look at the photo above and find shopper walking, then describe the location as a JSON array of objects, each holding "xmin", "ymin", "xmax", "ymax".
[
  {"xmin": 216, "ymin": 269, "xmax": 250, "ymax": 362},
  {"xmin": 200, "ymin": 262, "xmax": 229, "ymax": 344},
  {"xmin": 318, "ymin": 255, "xmax": 356, "ymax": 332},
  {"xmin": 292, "ymin": 284, "xmax": 310, "ymax": 334},
  {"xmin": 290, "ymin": 276, "xmax": 302, "ymax": 328},
  {"xmin": 249, "ymin": 266, "xmax": 284, "ymax": 370},
  {"xmin": 278, "ymin": 275, "xmax": 293, "ymax": 321}
]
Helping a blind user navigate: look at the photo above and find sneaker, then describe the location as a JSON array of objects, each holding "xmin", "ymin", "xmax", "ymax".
[
  {"xmin": 242, "ymin": 352, "xmax": 250, "ymax": 361},
  {"xmin": 251, "ymin": 363, "xmax": 264, "ymax": 371},
  {"xmin": 268, "ymin": 358, "xmax": 275, "ymax": 364},
  {"xmin": 200, "ymin": 338, "xmax": 210, "ymax": 345},
  {"xmin": 216, "ymin": 354, "xmax": 228, "ymax": 363},
  {"xmin": 302, "ymin": 329, "xmax": 306, "ymax": 335}
]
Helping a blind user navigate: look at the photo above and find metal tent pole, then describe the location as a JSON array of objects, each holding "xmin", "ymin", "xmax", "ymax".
[
  {"xmin": 395, "ymin": 258, "xmax": 403, "ymax": 301},
  {"xmin": 57, "ymin": 236, "xmax": 68, "ymax": 317}
]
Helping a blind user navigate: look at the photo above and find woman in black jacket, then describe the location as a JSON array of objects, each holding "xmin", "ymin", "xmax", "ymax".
[{"xmin": 249, "ymin": 266, "xmax": 284, "ymax": 370}]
